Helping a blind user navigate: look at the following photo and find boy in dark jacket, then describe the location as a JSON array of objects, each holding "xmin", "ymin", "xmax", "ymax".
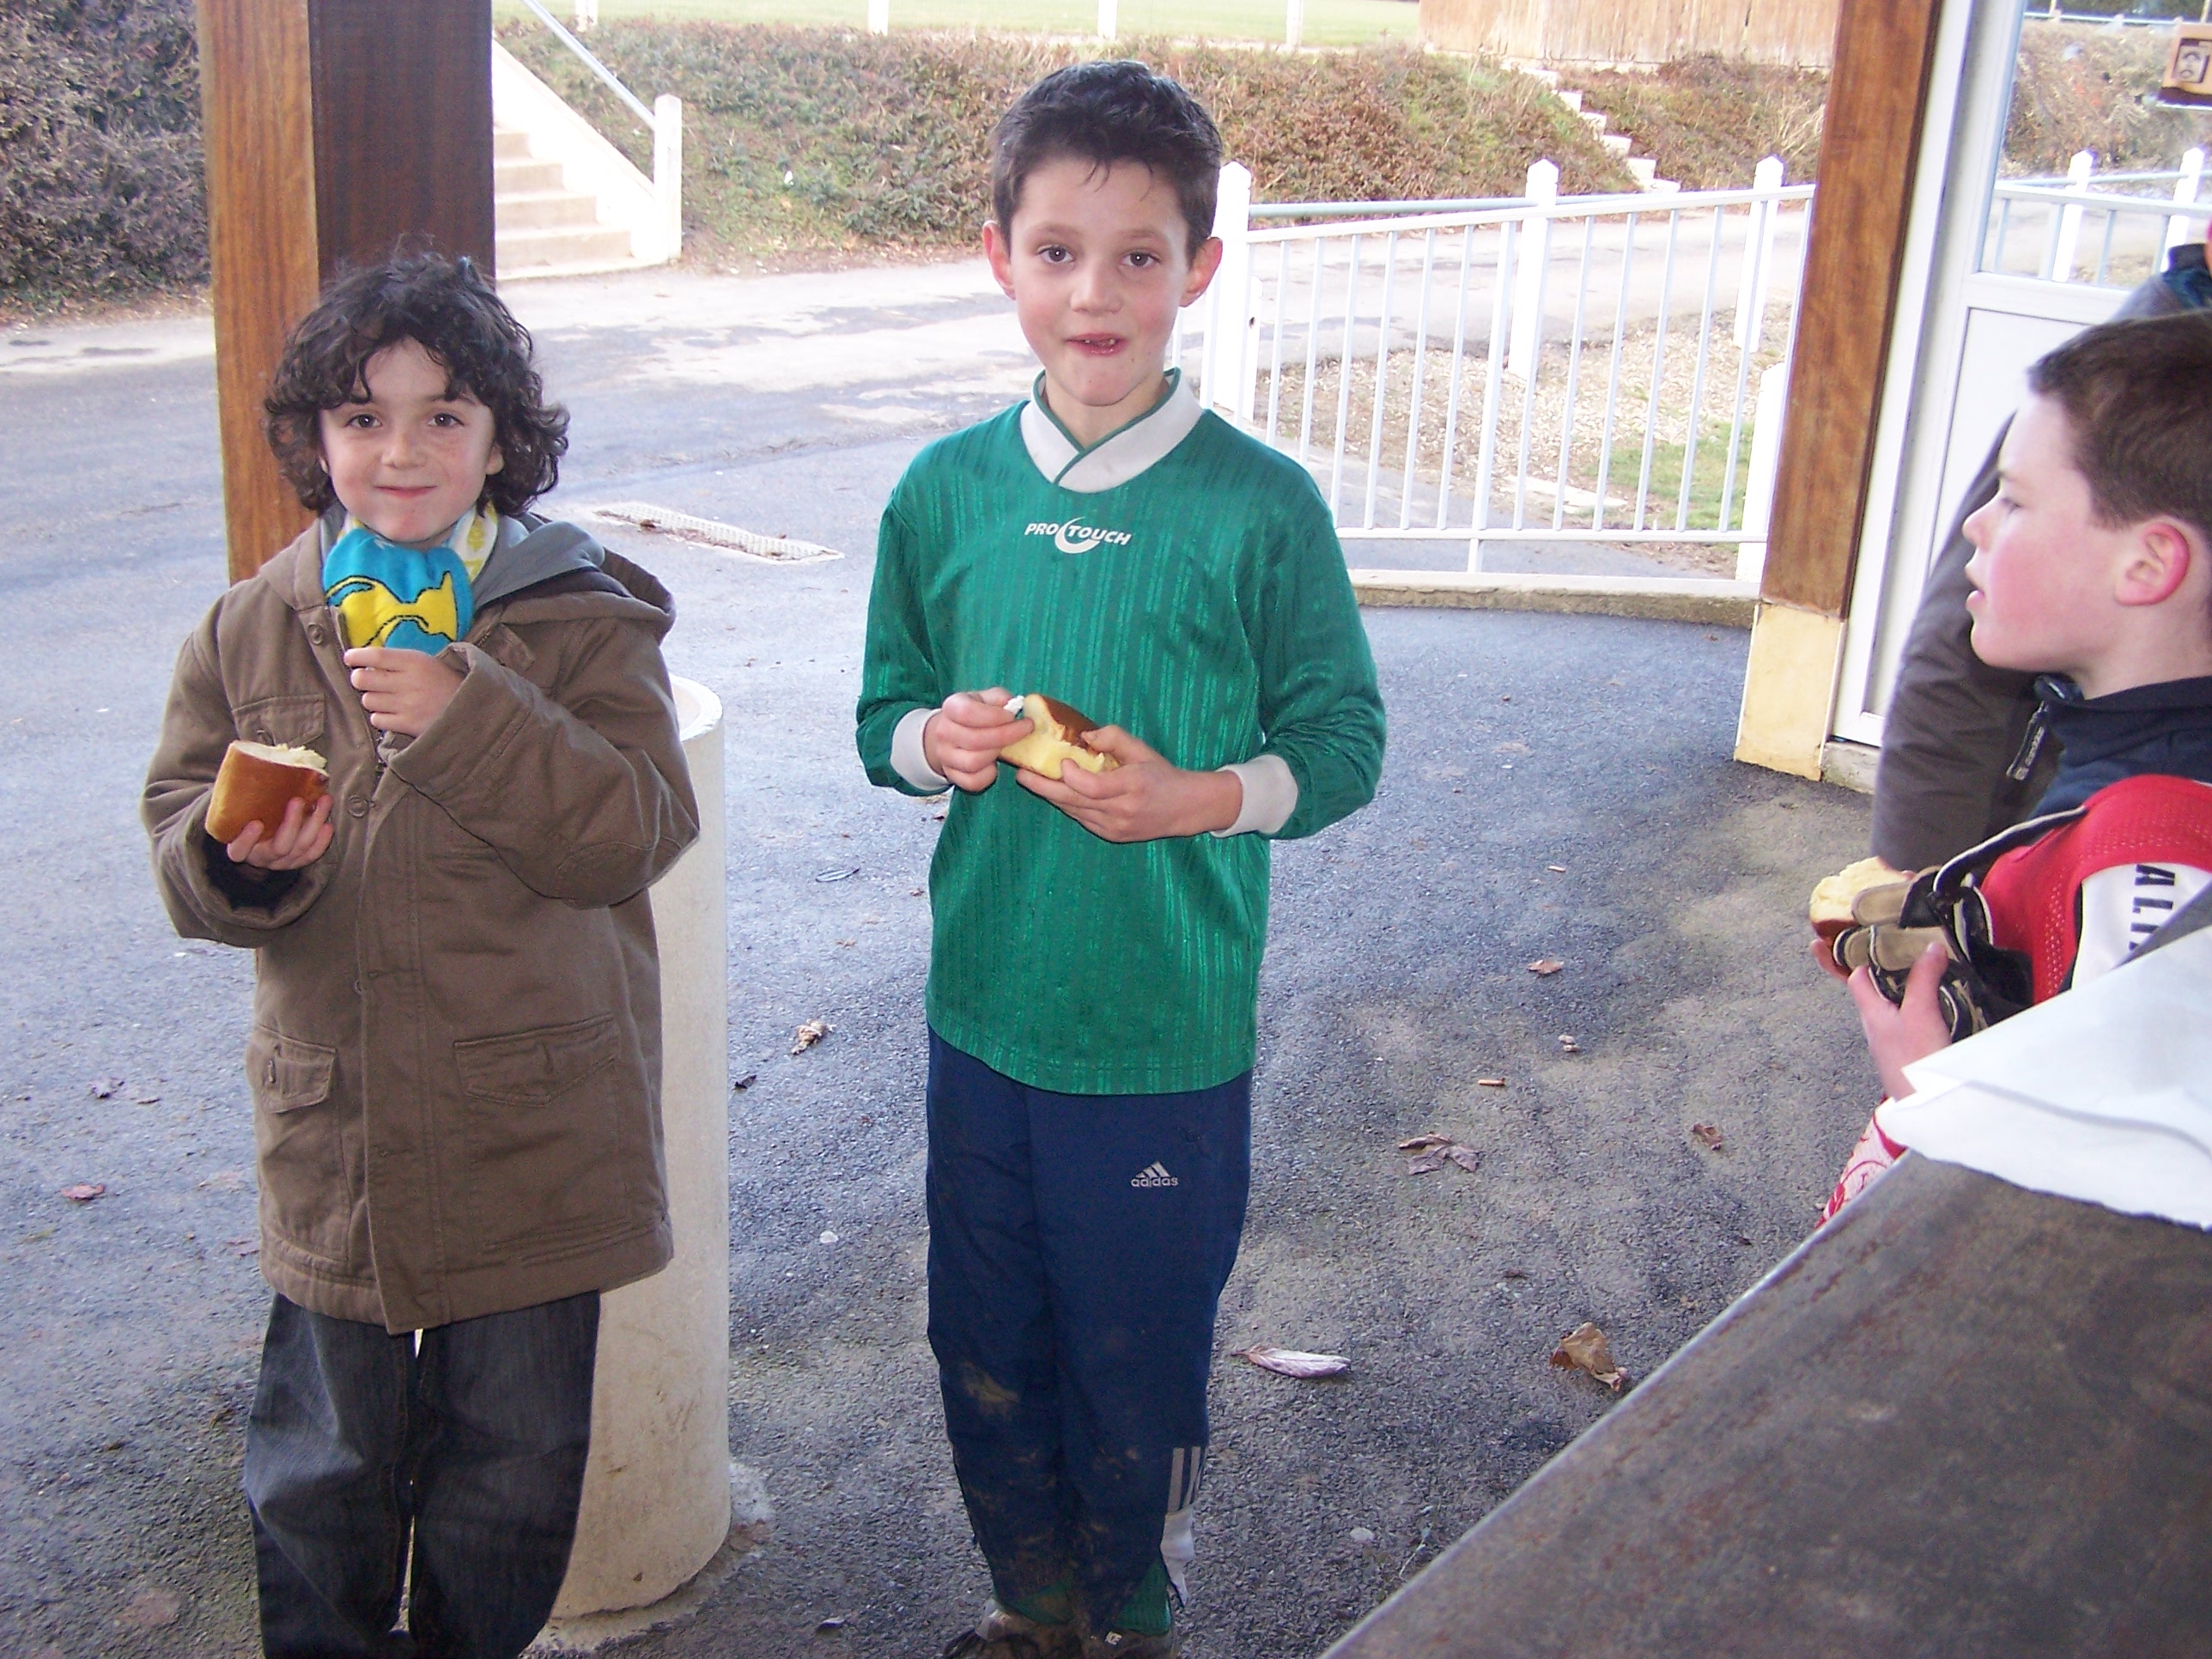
[{"xmin": 143, "ymin": 255, "xmax": 697, "ymax": 1658}]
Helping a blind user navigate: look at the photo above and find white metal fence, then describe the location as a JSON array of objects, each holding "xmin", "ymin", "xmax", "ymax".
[
  {"xmin": 1983, "ymin": 148, "xmax": 2209, "ymax": 288},
  {"xmin": 1173, "ymin": 160, "xmax": 1814, "ymax": 580}
]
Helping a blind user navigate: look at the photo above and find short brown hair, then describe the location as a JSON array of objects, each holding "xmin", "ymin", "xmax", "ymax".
[
  {"xmin": 989, "ymin": 61, "xmax": 1223, "ymax": 259},
  {"xmin": 263, "ymin": 252, "xmax": 568, "ymax": 517},
  {"xmin": 2028, "ymin": 312, "xmax": 2212, "ymax": 542}
]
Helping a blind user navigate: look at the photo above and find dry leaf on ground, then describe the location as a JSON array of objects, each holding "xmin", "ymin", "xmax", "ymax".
[
  {"xmin": 791, "ymin": 1019, "xmax": 832, "ymax": 1055},
  {"xmin": 88, "ymin": 1078, "xmax": 124, "ymax": 1099},
  {"xmin": 1233, "ymin": 1345, "xmax": 1351, "ymax": 1379},
  {"xmin": 1406, "ymin": 1150, "xmax": 1450, "ymax": 1175},
  {"xmin": 1446, "ymin": 1145, "xmax": 1483, "ymax": 1173},
  {"xmin": 1477, "ymin": 1077, "xmax": 1507, "ymax": 1088},
  {"xmin": 1558, "ymin": 1035, "xmax": 1582, "ymax": 1054},
  {"xmin": 1398, "ymin": 1133, "xmax": 1454, "ymax": 1152},
  {"xmin": 1550, "ymin": 1322, "xmax": 1631, "ymax": 1392},
  {"xmin": 61, "ymin": 1183, "xmax": 106, "ymax": 1202},
  {"xmin": 1691, "ymin": 1122, "xmax": 1724, "ymax": 1152},
  {"xmin": 1528, "ymin": 958, "xmax": 1565, "ymax": 976},
  {"xmin": 732, "ymin": 1073, "xmax": 757, "ymax": 1091}
]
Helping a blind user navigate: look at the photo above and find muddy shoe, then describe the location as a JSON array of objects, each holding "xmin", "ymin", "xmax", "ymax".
[
  {"xmin": 939, "ymin": 1599, "xmax": 1082, "ymax": 1658},
  {"xmin": 1084, "ymin": 1630, "xmax": 1179, "ymax": 1658}
]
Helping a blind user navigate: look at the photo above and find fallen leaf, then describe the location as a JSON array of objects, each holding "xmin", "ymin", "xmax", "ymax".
[
  {"xmin": 1445, "ymin": 1145, "xmax": 1483, "ymax": 1173},
  {"xmin": 133, "ymin": 1093, "xmax": 161, "ymax": 1105},
  {"xmin": 1405, "ymin": 1151, "xmax": 1449, "ymax": 1175},
  {"xmin": 1397, "ymin": 1133, "xmax": 1454, "ymax": 1152},
  {"xmin": 1547, "ymin": 864, "xmax": 1568, "ymax": 873},
  {"xmin": 1233, "ymin": 1345, "xmax": 1350, "ymax": 1379},
  {"xmin": 1477, "ymin": 1078, "xmax": 1507, "ymax": 1088},
  {"xmin": 817, "ymin": 1615, "xmax": 848, "ymax": 1632},
  {"xmin": 791, "ymin": 1019, "xmax": 832, "ymax": 1055},
  {"xmin": 228, "ymin": 1237, "xmax": 258, "ymax": 1256},
  {"xmin": 1550, "ymin": 1322, "xmax": 1630, "ymax": 1392},
  {"xmin": 732, "ymin": 1073, "xmax": 758, "ymax": 1091},
  {"xmin": 909, "ymin": 887, "xmax": 926, "ymax": 896},
  {"xmin": 118, "ymin": 1586, "xmax": 182, "ymax": 1629},
  {"xmin": 1501, "ymin": 1267, "xmax": 1529, "ymax": 1279},
  {"xmin": 88, "ymin": 1078, "xmax": 124, "ymax": 1099},
  {"xmin": 835, "ymin": 938, "xmax": 857, "ymax": 947},
  {"xmin": 1557, "ymin": 1035, "xmax": 1581, "ymax": 1054},
  {"xmin": 61, "ymin": 1183, "xmax": 106, "ymax": 1202},
  {"xmin": 1691, "ymin": 1122, "xmax": 1724, "ymax": 1152},
  {"xmin": 813, "ymin": 867, "xmax": 859, "ymax": 884},
  {"xmin": 1528, "ymin": 958, "xmax": 1565, "ymax": 976},
  {"xmin": 1494, "ymin": 740, "xmax": 1531, "ymax": 755},
  {"xmin": 1347, "ymin": 1526, "xmax": 1377, "ymax": 1546}
]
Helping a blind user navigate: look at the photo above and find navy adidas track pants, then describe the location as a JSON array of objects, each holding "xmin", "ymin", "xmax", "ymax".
[{"xmin": 925, "ymin": 1030, "xmax": 1252, "ymax": 1625}]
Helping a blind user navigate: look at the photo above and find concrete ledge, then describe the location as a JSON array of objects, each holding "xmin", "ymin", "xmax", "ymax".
[
  {"xmin": 1350, "ymin": 570, "xmax": 1757, "ymax": 627},
  {"xmin": 1821, "ymin": 738, "xmax": 1879, "ymax": 795}
]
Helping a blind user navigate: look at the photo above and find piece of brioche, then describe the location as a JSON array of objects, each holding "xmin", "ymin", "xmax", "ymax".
[
  {"xmin": 1809, "ymin": 855, "xmax": 1909, "ymax": 937},
  {"xmin": 206, "ymin": 740, "xmax": 329, "ymax": 843},
  {"xmin": 999, "ymin": 694, "xmax": 1119, "ymax": 781}
]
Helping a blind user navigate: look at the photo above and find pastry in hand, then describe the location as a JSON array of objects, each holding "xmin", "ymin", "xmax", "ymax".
[
  {"xmin": 1808, "ymin": 854, "xmax": 1909, "ymax": 971},
  {"xmin": 206, "ymin": 741, "xmax": 329, "ymax": 843},
  {"xmin": 998, "ymin": 694, "xmax": 1119, "ymax": 781}
]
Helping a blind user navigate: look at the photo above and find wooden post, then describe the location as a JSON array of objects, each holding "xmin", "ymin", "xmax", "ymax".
[
  {"xmin": 194, "ymin": 0, "xmax": 495, "ymax": 582},
  {"xmin": 1734, "ymin": 0, "xmax": 1947, "ymax": 778}
]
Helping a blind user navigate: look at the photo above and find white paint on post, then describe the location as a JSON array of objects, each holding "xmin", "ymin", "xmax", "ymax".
[
  {"xmin": 571, "ymin": 0, "xmax": 598, "ymax": 29},
  {"xmin": 653, "ymin": 95, "xmax": 684, "ymax": 262},
  {"xmin": 867, "ymin": 0, "xmax": 890, "ymax": 33},
  {"xmin": 1735, "ymin": 364, "xmax": 1788, "ymax": 584},
  {"xmin": 1285, "ymin": 0, "xmax": 1304, "ymax": 47},
  {"xmin": 2168, "ymin": 146, "xmax": 2206, "ymax": 252},
  {"xmin": 1733, "ymin": 155, "xmax": 1785, "ymax": 352},
  {"xmin": 1506, "ymin": 158, "xmax": 1557, "ymax": 381},
  {"xmin": 1200, "ymin": 163, "xmax": 1256, "ymax": 420},
  {"xmin": 2046, "ymin": 149, "xmax": 2093, "ymax": 282},
  {"xmin": 1098, "ymin": 0, "xmax": 1117, "ymax": 38}
]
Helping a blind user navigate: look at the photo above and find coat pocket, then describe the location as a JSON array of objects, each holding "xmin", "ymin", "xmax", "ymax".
[
  {"xmin": 232, "ymin": 693, "xmax": 328, "ymax": 750},
  {"xmin": 453, "ymin": 1016, "xmax": 636, "ymax": 1255},
  {"xmin": 246, "ymin": 1026, "xmax": 349, "ymax": 1258}
]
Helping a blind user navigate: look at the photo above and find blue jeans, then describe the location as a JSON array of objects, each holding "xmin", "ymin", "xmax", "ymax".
[
  {"xmin": 925, "ymin": 1031, "xmax": 1252, "ymax": 1626},
  {"xmin": 243, "ymin": 1291, "xmax": 599, "ymax": 1659}
]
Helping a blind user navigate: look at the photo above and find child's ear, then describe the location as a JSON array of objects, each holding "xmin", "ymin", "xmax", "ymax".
[
  {"xmin": 982, "ymin": 219, "xmax": 1016, "ymax": 301},
  {"xmin": 2117, "ymin": 519, "xmax": 2198, "ymax": 609},
  {"xmin": 485, "ymin": 443, "xmax": 505, "ymax": 477},
  {"xmin": 1180, "ymin": 235, "xmax": 1224, "ymax": 307}
]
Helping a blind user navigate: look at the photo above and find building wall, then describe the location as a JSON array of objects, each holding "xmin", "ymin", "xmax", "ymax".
[{"xmin": 1419, "ymin": 0, "xmax": 1841, "ymax": 69}]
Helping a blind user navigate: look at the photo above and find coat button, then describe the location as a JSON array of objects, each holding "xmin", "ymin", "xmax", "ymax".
[
  {"xmin": 308, "ymin": 623, "xmax": 329, "ymax": 647},
  {"xmin": 348, "ymin": 796, "xmax": 369, "ymax": 817}
]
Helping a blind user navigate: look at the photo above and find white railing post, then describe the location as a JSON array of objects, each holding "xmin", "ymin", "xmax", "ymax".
[
  {"xmin": 1098, "ymin": 0, "xmax": 1117, "ymax": 38},
  {"xmin": 653, "ymin": 94, "xmax": 683, "ymax": 261},
  {"xmin": 867, "ymin": 0, "xmax": 890, "ymax": 33},
  {"xmin": 572, "ymin": 0, "xmax": 598, "ymax": 29},
  {"xmin": 2046, "ymin": 149, "xmax": 2093, "ymax": 281},
  {"xmin": 1285, "ymin": 0, "xmax": 1304, "ymax": 47},
  {"xmin": 1736, "ymin": 364, "xmax": 1788, "ymax": 584},
  {"xmin": 1506, "ymin": 158, "xmax": 1557, "ymax": 381},
  {"xmin": 1733, "ymin": 155, "xmax": 1784, "ymax": 351},
  {"xmin": 1200, "ymin": 162, "xmax": 1255, "ymax": 421},
  {"xmin": 2168, "ymin": 146, "xmax": 2206, "ymax": 252}
]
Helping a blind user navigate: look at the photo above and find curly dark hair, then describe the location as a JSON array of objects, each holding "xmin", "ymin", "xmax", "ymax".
[
  {"xmin": 262, "ymin": 252, "xmax": 568, "ymax": 517},
  {"xmin": 990, "ymin": 61, "xmax": 1223, "ymax": 259}
]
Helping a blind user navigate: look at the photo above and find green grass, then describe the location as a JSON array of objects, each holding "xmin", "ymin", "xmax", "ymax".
[{"xmin": 498, "ymin": 0, "xmax": 1419, "ymax": 46}]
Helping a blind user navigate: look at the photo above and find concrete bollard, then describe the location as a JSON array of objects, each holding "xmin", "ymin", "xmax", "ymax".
[{"xmin": 545, "ymin": 677, "xmax": 732, "ymax": 1626}]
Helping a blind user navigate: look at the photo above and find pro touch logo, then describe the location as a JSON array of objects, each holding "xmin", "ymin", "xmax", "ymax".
[
  {"xmin": 1026, "ymin": 519, "xmax": 1133, "ymax": 556},
  {"xmin": 1130, "ymin": 1162, "xmax": 1180, "ymax": 1188}
]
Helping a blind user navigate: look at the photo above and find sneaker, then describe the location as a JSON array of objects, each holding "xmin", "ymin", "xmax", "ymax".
[
  {"xmin": 1084, "ymin": 1630, "xmax": 1179, "ymax": 1658},
  {"xmin": 939, "ymin": 1599, "xmax": 1083, "ymax": 1659}
]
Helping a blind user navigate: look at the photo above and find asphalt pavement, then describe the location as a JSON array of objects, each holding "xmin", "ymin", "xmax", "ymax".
[{"xmin": 0, "ymin": 260, "xmax": 1873, "ymax": 1657}]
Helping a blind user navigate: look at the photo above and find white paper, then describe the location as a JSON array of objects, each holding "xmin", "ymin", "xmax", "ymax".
[{"xmin": 1876, "ymin": 928, "xmax": 2212, "ymax": 1229}]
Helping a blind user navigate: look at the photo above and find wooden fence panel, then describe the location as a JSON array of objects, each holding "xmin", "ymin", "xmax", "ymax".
[{"xmin": 1419, "ymin": 0, "xmax": 1841, "ymax": 68}]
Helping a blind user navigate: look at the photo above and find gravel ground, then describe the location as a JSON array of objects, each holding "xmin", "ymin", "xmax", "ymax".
[{"xmin": 0, "ymin": 264, "xmax": 1873, "ymax": 1657}]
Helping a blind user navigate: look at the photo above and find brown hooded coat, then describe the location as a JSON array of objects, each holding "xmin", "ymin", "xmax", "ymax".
[{"xmin": 143, "ymin": 522, "xmax": 699, "ymax": 1332}]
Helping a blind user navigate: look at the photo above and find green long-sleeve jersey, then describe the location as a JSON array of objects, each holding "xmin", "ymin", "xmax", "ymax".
[{"xmin": 857, "ymin": 383, "xmax": 1385, "ymax": 1095}]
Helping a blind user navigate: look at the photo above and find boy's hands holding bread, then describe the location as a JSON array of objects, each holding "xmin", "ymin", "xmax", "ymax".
[
  {"xmin": 925, "ymin": 689, "xmax": 1032, "ymax": 792},
  {"xmin": 228, "ymin": 793, "xmax": 336, "ymax": 872},
  {"xmin": 1017, "ymin": 724, "xmax": 1242, "ymax": 842}
]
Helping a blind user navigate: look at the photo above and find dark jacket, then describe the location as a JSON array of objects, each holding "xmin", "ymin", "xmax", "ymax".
[
  {"xmin": 2033, "ymin": 674, "xmax": 2212, "ymax": 812},
  {"xmin": 143, "ymin": 515, "xmax": 699, "ymax": 1332},
  {"xmin": 1868, "ymin": 252, "xmax": 2197, "ymax": 869}
]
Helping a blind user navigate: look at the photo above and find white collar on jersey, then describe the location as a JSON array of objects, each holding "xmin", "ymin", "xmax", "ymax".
[{"xmin": 1018, "ymin": 368, "xmax": 1206, "ymax": 495}]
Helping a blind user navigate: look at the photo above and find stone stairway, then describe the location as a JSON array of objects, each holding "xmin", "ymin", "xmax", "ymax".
[
  {"xmin": 1528, "ymin": 74, "xmax": 1679, "ymax": 194},
  {"xmin": 493, "ymin": 123, "xmax": 642, "ymax": 279}
]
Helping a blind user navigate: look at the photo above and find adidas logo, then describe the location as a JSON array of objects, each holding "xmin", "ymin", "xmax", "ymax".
[{"xmin": 1130, "ymin": 1162, "xmax": 1180, "ymax": 1188}]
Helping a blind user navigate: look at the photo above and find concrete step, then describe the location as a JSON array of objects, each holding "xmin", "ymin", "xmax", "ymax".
[
  {"xmin": 1579, "ymin": 110, "xmax": 1608, "ymax": 134},
  {"xmin": 1554, "ymin": 88, "xmax": 1584, "ymax": 113},
  {"xmin": 495, "ymin": 189, "xmax": 601, "ymax": 232},
  {"xmin": 1625, "ymin": 155, "xmax": 1657, "ymax": 186},
  {"xmin": 493, "ymin": 127, "xmax": 533, "ymax": 160},
  {"xmin": 499, "ymin": 224, "xmax": 634, "ymax": 270},
  {"xmin": 495, "ymin": 156, "xmax": 565, "ymax": 194},
  {"xmin": 1601, "ymin": 133, "xmax": 1634, "ymax": 158}
]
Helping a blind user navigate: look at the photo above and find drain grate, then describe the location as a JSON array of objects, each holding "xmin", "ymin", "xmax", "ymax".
[{"xmin": 588, "ymin": 502, "xmax": 842, "ymax": 564}]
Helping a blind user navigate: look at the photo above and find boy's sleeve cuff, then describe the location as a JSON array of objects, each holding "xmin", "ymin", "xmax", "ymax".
[
  {"xmin": 892, "ymin": 707, "xmax": 951, "ymax": 792},
  {"xmin": 1212, "ymin": 754, "xmax": 1297, "ymax": 836}
]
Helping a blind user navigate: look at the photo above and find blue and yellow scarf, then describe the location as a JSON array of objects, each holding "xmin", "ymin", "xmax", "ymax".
[{"xmin": 323, "ymin": 507, "xmax": 499, "ymax": 653}]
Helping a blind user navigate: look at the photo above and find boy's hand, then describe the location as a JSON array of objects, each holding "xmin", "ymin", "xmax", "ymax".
[
  {"xmin": 226, "ymin": 793, "xmax": 335, "ymax": 871},
  {"xmin": 1846, "ymin": 941, "xmax": 1954, "ymax": 1099},
  {"xmin": 1017, "ymin": 726, "xmax": 1243, "ymax": 842},
  {"xmin": 345, "ymin": 647, "xmax": 463, "ymax": 737},
  {"xmin": 924, "ymin": 689, "xmax": 1029, "ymax": 792}
]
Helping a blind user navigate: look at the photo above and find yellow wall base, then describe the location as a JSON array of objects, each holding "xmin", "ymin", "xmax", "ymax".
[{"xmin": 1734, "ymin": 601, "xmax": 1846, "ymax": 780}]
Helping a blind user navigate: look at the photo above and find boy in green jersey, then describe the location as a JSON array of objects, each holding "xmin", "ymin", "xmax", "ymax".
[{"xmin": 855, "ymin": 62, "xmax": 1385, "ymax": 1658}]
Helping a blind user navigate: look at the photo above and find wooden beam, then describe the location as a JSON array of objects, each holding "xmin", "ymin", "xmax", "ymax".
[
  {"xmin": 1759, "ymin": 0, "xmax": 1946, "ymax": 617},
  {"xmin": 195, "ymin": 0, "xmax": 495, "ymax": 582},
  {"xmin": 195, "ymin": 0, "xmax": 320, "ymax": 583}
]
